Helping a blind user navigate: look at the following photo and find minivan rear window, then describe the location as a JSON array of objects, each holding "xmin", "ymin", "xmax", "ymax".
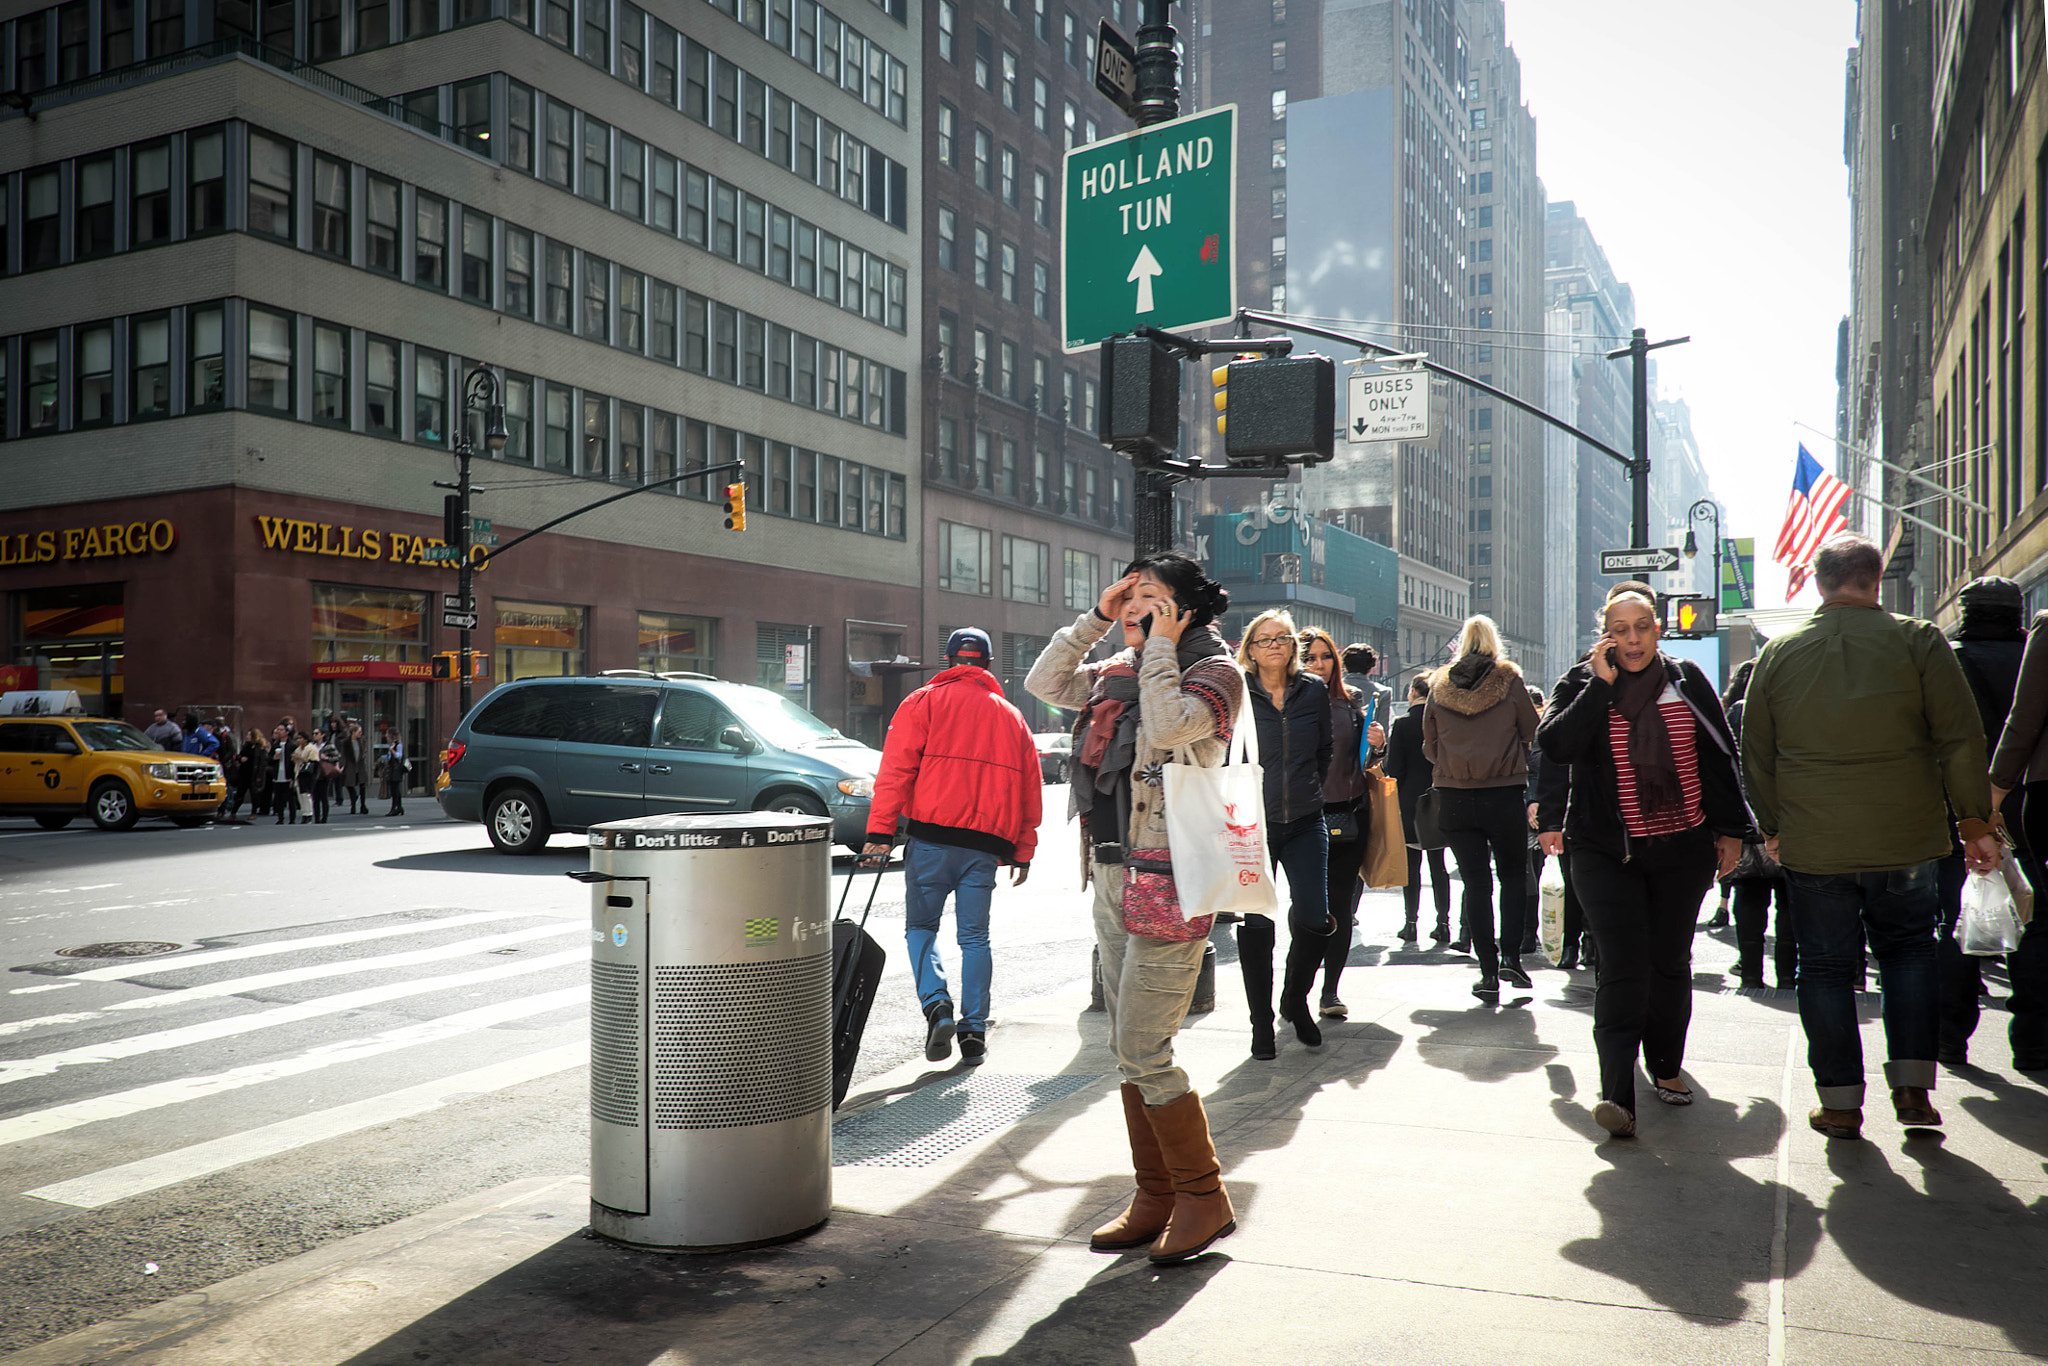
[{"xmin": 471, "ymin": 685, "xmax": 564, "ymax": 739}]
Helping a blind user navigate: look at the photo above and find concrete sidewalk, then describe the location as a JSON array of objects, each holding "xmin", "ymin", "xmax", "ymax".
[{"xmin": 11, "ymin": 917, "xmax": 2048, "ymax": 1366}]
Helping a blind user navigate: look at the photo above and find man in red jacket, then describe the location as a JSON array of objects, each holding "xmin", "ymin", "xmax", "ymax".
[{"xmin": 862, "ymin": 628, "xmax": 1042, "ymax": 1066}]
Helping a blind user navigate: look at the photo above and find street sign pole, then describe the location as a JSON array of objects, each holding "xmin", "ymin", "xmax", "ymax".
[
  {"xmin": 1603, "ymin": 328, "xmax": 1689, "ymax": 550},
  {"xmin": 1133, "ymin": 0, "xmax": 1179, "ymax": 560}
]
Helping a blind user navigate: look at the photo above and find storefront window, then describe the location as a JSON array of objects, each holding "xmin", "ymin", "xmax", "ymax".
[
  {"xmin": 496, "ymin": 600, "xmax": 586, "ymax": 680},
  {"xmin": 11, "ymin": 583, "xmax": 125, "ymax": 717},
  {"xmin": 311, "ymin": 584, "xmax": 426, "ymax": 660},
  {"xmin": 637, "ymin": 612, "xmax": 714, "ymax": 675}
]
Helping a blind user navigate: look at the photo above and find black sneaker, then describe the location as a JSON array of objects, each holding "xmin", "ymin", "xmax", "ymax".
[
  {"xmin": 924, "ymin": 1005, "xmax": 956, "ymax": 1062},
  {"xmin": 958, "ymin": 1030, "xmax": 986, "ymax": 1066}
]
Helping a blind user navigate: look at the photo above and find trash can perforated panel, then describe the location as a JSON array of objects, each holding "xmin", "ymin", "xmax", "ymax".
[
  {"xmin": 653, "ymin": 955, "xmax": 833, "ymax": 1129},
  {"xmin": 590, "ymin": 960, "xmax": 642, "ymax": 1128}
]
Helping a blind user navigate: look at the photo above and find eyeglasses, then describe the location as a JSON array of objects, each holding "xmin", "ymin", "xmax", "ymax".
[{"xmin": 1248, "ymin": 636, "xmax": 1295, "ymax": 650}]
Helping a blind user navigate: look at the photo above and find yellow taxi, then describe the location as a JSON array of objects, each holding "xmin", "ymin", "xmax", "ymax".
[{"xmin": 0, "ymin": 716, "xmax": 226, "ymax": 830}]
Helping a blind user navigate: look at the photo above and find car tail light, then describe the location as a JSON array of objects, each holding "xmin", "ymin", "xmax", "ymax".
[{"xmin": 442, "ymin": 741, "xmax": 466, "ymax": 773}]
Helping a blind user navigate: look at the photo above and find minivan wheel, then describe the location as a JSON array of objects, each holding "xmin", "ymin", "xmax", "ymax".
[
  {"xmin": 90, "ymin": 780, "xmax": 139, "ymax": 831},
  {"xmin": 34, "ymin": 813, "xmax": 72, "ymax": 830},
  {"xmin": 763, "ymin": 791, "xmax": 828, "ymax": 819},
  {"xmin": 486, "ymin": 786, "xmax": 552, "ymax": 854}
]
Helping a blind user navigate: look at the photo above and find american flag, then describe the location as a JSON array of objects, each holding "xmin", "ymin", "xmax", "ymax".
[{"xmin": 1774, "ymin": 445, "xmax": 1850, "ymax": 598}]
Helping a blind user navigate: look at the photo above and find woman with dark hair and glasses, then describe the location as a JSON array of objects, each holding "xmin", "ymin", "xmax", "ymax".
[{"xmin": 1028, "ymin": 551, "xmax": 1242, "ymax": 1266}]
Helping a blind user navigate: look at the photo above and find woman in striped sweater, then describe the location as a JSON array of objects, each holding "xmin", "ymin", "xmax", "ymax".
[{"xmin": 1535, "ymin": 589, "xmax": 1749, "ymax": 1139}]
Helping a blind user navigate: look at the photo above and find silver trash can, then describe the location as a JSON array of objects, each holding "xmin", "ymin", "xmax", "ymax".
[{"xmin": 582, "ymin": 811, "xmax": 835, "ymax": 1251}]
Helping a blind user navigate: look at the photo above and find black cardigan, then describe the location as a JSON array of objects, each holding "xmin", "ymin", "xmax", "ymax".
[{"xmin": 1534, "ymin": 656, "xmax": 1754, "ymax": 859}]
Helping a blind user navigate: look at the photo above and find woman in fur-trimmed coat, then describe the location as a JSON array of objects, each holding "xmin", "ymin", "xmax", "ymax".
[{"xmin": 1423, "ymin": 614, "xmax": 1542, "ymax": 997}]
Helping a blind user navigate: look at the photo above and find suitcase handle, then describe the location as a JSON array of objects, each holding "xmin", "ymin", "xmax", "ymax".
[{"xmin": 836, "ymin": 856, "xmax": 887, "ymax": 932}]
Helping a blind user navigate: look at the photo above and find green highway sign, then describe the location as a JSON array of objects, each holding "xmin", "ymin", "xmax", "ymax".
[{"xmin": 1062, "ymin": 104, "xmax": 1237, "ymax": 352}]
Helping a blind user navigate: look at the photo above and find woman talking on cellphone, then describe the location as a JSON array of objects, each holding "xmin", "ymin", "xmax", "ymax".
[
  {"xmin": 1536, "ymin": 587, "xmax": 1748, "ymax": 1139},
  {"xmin": 1027, "ymin": 553, "xmax": 1243, "ymax": 1265}
]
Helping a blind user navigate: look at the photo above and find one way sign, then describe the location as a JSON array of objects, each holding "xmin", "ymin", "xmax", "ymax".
[{"xmin": 1600, "ymin": 547, "xmax": 1683, "ymax": 575}]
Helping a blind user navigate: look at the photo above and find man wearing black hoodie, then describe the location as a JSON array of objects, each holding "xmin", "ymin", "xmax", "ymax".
[{"xmin": 1941, "ymin": 577, "xmax": 2035, "ymax": 1065}]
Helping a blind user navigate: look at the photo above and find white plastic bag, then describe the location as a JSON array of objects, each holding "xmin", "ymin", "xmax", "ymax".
[
  {"xmin": 1161, "ymin": 692, "xmax": 1280, "ymax": 920},
  {"xmin": 1959, "ymin": 869, "xmax": 2024, "ymax": 957},
  {"xmin": 1540, "ymin": 856, "xmax": 1568, "ymax": 964}
]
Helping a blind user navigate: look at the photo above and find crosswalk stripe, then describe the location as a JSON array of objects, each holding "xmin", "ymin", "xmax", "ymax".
[
  {"xmin": 0, "ymin": 1013, "xmax": 100, "ymax": 1039},
  {"xmin": 54, "ymin": 911, "xmax": 542, "ymax": 983},
  {"xmin": 0, "ymin": 985, "xmax": 587, "ymax": 1148},
  {"xmin": 103, "ymin": 922, "xmax": 584, "ymax": 1012},
  {"xmin": 0, "ymin": 948, "xmax": 589, "ymax": 1086},
  {"xmin": 21, "ymin": 1041, "xmax": 588, "ymax": 1210}
]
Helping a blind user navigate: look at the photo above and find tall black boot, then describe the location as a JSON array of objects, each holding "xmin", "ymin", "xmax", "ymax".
[
  {"xmin": 1279, "ymin": 935, "xmax": 1323, "ymax": 1046},
  {"xmin": 1237, "ymin": 918, "xmax": 1277, "ymax": 1060}
]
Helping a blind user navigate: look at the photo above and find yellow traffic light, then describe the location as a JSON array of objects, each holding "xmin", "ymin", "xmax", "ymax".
[
  {"xmin": 1211, "ymin": 364, "xmax": 1230, "ymax": 436},
  {"xmin": 723, "ymin": 482, "xmax": 747, "ymax": 531}
]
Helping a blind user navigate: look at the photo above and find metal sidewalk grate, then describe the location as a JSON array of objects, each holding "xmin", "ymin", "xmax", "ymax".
[{"xmin": 831, "ymin": 1072, "xmax": 1103, "ymax": 1168}]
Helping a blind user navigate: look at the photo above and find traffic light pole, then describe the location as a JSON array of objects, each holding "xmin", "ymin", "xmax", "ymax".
[
  {"xmin": 1604, "ymin": 328, "xmax": 1689, "ymax": 550},
  {"xmin": 1129, "ymin": 0, "xmax": 1180, "ymax": 559}
]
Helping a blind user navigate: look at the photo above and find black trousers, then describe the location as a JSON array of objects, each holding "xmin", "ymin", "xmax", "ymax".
[
  {"xmin": 1938, "ymin": 782, "xmax": 2048, "ymax": 1061},
  {"xmin": 1570, "ymin": 823, "xmax": 1716, "ymax": 1111},
  {"xmin": 1436, "ymin": 785, "xmax": 1529, "ymax": 975},
  {"xmin": 1404, "ymin": 845, "xmax": 1452, "ymax": 923},
  {"xmin": 1730, "ymin": 879, "xmax": 1791, "ymax": 985},
  {"xmin": 1321, "ymin": 802, "xmax": 1369, "ymax": 999}
]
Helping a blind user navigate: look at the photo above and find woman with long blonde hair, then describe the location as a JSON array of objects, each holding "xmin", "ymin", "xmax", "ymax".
[
  {"xmin": 1233, "ymin": 609, "xmax": 1334, "ymax": 1058},
  {"xmin": 1423, "ymin": 614, "xmax": 1541, "ymax": 997}
]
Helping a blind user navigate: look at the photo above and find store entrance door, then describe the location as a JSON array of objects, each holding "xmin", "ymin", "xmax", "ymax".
[{"xmin": 315, "ymin": 681, "xmax": 426, "ymax": 794}]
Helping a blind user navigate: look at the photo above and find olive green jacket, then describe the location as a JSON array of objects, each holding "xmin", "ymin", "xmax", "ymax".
[{"xmin": 1741, "ymin": 603, "xmax": 1993, "ymax": 874}]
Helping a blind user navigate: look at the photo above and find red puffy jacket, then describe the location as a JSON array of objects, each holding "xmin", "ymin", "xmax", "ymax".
[{"xmin": 866, "ymin": 665, "xmax": 1043, "ymax": 864}]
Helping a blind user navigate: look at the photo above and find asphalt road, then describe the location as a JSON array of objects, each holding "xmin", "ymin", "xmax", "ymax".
[{"xmin": 0, "ymin": 793, "xmax": 1100, "ymax": 1354}]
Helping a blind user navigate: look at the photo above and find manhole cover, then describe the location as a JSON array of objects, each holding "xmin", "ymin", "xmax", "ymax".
[{"xmin": 56, "ymin": 941, "xmax": 185, "ymax": 958}]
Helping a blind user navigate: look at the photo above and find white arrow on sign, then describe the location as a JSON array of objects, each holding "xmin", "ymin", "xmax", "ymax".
[{"xmin": 1127, "ymin": 244, "xmax": 1163, "ymax": 314}]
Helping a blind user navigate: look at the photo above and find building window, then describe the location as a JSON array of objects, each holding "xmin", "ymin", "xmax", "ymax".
[
  {"xmin": 542, "ymin": 382, "xmax": 572, "ymax": 468},
  {"xmin": 999, "ymin": 339, "xmax": 1017, "ymax": 399},
  {"xmin": 619, "ymin": 268, "xmax": 644, "ymax": 351},
  {"xmin": 1476, "ymin": 272, "xmax": 1492, "ymax": 295},
  {"xmin": 1474, "ymin": 239, "xmax": 1493, "ymax": 262},
  {"xmin": 188, "ymin": 126, "xmax": 226, "ymax": 233},
  {"xmin": 132, "ymin": 140, "xmax": 171, "ymax": 246},
  {"xmin": 505, "ymin": 228, "xmax": 534, "ymax": 316},
  {"xmin": 1063, "ymin": 549, "xmax": 1098, "ymax": 610},
  {"xmin": 22, "ymin": 335, "xmax": 56, "ymax": 431},
  {"xmin": 503, "ymin": 373, "xmax": 532, "ymax": 462},
  {"xmin": 1272, "ymin": 89, "xmax": 1286, "ymax": 121},
  {"xmin": 973, "ymin": 126, "xmax": 991, "ymax": 191},
  {"xmin": 937, "ymin": 206, "xmax": 957, "ymax": 270},
  {"xmin": 505, "ymin": 80, "xmax": 535, "ymax": 174},
  {"xmin": 414, "ymin": 192, "xmax": 448, "ymax": 289},
  {"xmin": 937, "ymin": 0, "xmax": 953, "ymax": 60},
  {"xmin": 365, "ymin": 335, "xmax": 398, "ymax": 435},
  {"xmin": 308, "ymin": 0, "xmax": 340, "ymax": 57},
  {"xmin": 543, "ymin": 240, "xmax": 573, "ymax": 328},
  {"xmin": 582, "ymin": 253, "xmax": 611, "ymax": 341},
  {"xmin": 312, "ymin": 155, "xmax": 348, "ymax": 259},
  {"xmin": 1032, "ymin": 260, "xmax": 1049, "ymax": 319},
  {"xmin": 246, "ymin": 307, "xmax": 293, "ymax": 414},
  {"xmin": 938, "ymin": 521, "xmax": 993, "ymax": 595},
  {"xmin": 1000, "ymin": 242, "xmax": 1017, "ymax": 302},
  {"xmin": 454, "ymin": 76, "xmax": 491, "ymax": 155},
  {"xmin": 544, "ymin": 101, "xmax": 573, "ymax": 187},
  {"xmin": 312, "ymin": 322, "xmax": 347, "ymax": 425},
  {"xmin": 1475, "ymin": 577, "xmax": 1492, "ymax": 599},
  {"xmin": 1033, "ymin": 76, "xmax": 1048, "ymax": 132},
  {"xmin": 616, "ymin": 402, "xmax": 642, "ymax": 483},
  {"xmin": 1000, "ymin": 144, "xmax": 1017, "ymax": 205},
  {"xmin": 454, "ymin": 209, "xmax": 491, "ymax": 305},
  {"xmin": 937, "ymin": 100, "xmax": 956, "ymax": 166},
  {"xmin": 74, "ymin": 324, "xmax": 113, "ymax": 426},
  {"xmin": 71, "ymin": 156, "xmax": 115, "ymax": 260},
  {"xmin": 1033, "ymin": 169, "xmax": 1049, "ymax": 226},
  {"xmin": 650, "ymin": 280, "xmax": 676, "ymax": 361},
  {"xmin": 617, "ymin": 132, "xmax": 644, "ymax": 218},
  {"xmin": 366, "ymin": 174, "xmax": 400, "ymax": 275},
  {"xmin": 1002, "ymin": 46, "xmax": 1018, "ymax": 108},
  {"xmin": 652, "ymin": 156, "xmax": 677, "ymax": 232},
  {"xmin": 580, "ymin": 0, "xmax": 607, "ymax": 65},
  {"xmin": 581, "ymin": 117, "xmax": 611, "ymax": 204},
  {"xmin": 1002, "ymin": 535, "xmax": 1049, "ymax": 603},
  {"xmin": 189, "ymin": 305, "xmax": 225, "ymax": 411},
  {"xmin": 1272, "ymin": 39, "xmax": 1286, "ymax": 71},
  {"xmin": 357, "ymin": 0, "xmax": 388, "ymax": 48},
  {"xmin": 496, "ymin": 602, "xmax": 586, "ymax": 681},
  {"xmin": 974, "ymin": 227, "xmax": 991, "ymax": 288},
  {"xmin": 132, "ymin": 313, "xmax": 170, "ymax": 418},
  {"xmin": 414, "ymin": 347, "xmax": 447, "ymax": 444},
  {"xmin": 1272, "ymin": 185, "xmax": 1286, "ymax": 218},
  {"xmin": 104, "ymin": 0, "xmax": 137, "ymax": 66},
  {"xmin": 974, "ymin": 25, "xmax": 991, "ymax": 87}
]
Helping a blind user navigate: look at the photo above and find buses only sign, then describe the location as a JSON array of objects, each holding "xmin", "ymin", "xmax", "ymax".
[{"xmin": 1345, "ymin": 369, "xmax": 1431, "ymax": 443}]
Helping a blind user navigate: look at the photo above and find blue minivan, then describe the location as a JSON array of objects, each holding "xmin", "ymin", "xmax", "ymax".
[{"xmin": 436, "ymin": 673, "xmax": 882, "ymax": 854}]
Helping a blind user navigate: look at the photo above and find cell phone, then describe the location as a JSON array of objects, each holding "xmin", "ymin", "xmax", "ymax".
[{"xmin": 1137, "ymin": 613, "xmax": 1154, "ymax": 637}]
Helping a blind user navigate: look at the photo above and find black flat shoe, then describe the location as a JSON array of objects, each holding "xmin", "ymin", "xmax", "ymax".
[
  {"xmin": 1498, "ymin": 962, "xmax": 1533, "ymax": 990},
  {"xmin": 1472, "ymin": 974, "xmax": 1499, "ymax": 998}
]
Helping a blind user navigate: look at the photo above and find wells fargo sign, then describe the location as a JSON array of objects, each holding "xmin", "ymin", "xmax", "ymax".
[
  {"xmin": 0, "ymin": 520, "xmax": 177, "ymax": 565},
  {"xmin": 253, "ymin": 516, "xmax": 489, "ymax": 572}
]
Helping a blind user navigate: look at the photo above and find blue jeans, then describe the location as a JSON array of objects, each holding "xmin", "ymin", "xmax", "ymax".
[
  {"xmin": 902, "ymin": 837, "xmax": 998, "ymax": 1032},
  {"xmin": 1787, "ymin": 862, "xmax": 1941, "ymax": 1109}
]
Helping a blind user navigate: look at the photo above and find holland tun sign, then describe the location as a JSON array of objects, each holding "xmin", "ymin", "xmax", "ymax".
[{"xmin": 1061, "ymin": 104, "xmax": 1237, "ymax": 351}]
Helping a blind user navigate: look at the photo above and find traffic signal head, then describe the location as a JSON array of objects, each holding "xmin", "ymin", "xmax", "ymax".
[
  {"xmin": 723, "ymin": 482, "xmax": 747, "ymax": 531},
  {"xmin": 1663, "ymin": 595, "xmax": 1718, "ymax": 638},
  {"xmin": 1098, "ymin": 334, "xmax": 1182, "ymax": 464},
  {"xmin": 1219, "ymin": 354, "xmax": 1337, "ymax": 466},
  {"xmin": 442, "ymin": 494, "xmax": 464, "ymax": 549},
  {"xmin": 429, "ymin": 652, "xmax": 455, "ymax": 680}
]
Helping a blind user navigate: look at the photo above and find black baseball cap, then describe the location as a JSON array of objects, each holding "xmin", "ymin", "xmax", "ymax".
[{"xmin": 946, "ymin": 628, "xmax": 993, "ymax": 664}]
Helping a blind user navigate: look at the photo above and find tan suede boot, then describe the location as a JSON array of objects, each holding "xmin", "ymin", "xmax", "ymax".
[
  {"xmin": 1145, "ymin": 1089, "xmax": 1236, "ymax": 1265},
  {"xmin": 1090, "ymin": 1083, "xmax": 1176, "ymax": 1251}
]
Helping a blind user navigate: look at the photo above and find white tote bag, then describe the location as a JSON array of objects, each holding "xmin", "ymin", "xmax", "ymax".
[{"xmin": 1160, "ymin": 690, "xmax": 1280, "ymax": 919}]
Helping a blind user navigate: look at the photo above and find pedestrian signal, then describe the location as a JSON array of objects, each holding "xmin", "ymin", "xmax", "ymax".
[
  {"xmin": 1663, "ymin": 595, "xmax": 1717, "ymax": 639},
  {"xmin": 428, "ymin": 652, "xmax": 484, "ymax": 680},
  {"xmin": 430, "ymin": 651, "xmax": 456, "ymax": 680},
  {"xmin": 723, "ymin": 482, "xmax": 747, "ymax": 531}
]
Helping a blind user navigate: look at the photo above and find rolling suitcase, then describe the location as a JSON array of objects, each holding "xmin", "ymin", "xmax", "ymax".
[{"xmin": 831, "ymin": 860, "xmax": 888, "ymax": 1109}]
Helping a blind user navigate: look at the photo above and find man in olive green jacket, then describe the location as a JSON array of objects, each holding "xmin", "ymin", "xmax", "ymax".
[{"xmin": 1744, "ymin": 533, "xmax": 2003, "ymax": 1143}]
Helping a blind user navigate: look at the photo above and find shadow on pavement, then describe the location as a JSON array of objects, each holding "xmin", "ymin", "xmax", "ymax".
[
  {"xmin": 1821, "ymin": 1134, "xmax": 2048, "ymax": 1354},
  {"xmin": 373, "ymin": 847, "xmax": 589, "ymax": 875},
  {"xmin": 1554, "ymin": 1073, "xmax": 1820, "ymax": 1324},
  {"xmin": 1410, "ymin": 1002, "xmax": 1559, "ymax": 1082},
  {"xmin": 966, "ymin": 1255, "xmax": 1230, "ymax": 1364}
]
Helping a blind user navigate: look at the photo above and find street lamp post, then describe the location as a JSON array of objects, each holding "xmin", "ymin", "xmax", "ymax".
[
  {"xmin": 1378, "ymin": 615, "xmax": 1398, "ymax": 687},
  {"xmin": 452, "ymin": 366, "xmax": 507, "ymax": 725},
  {"xmin": 1682, "ymin": 498, "xmax": 1721, "ymax": 608}
]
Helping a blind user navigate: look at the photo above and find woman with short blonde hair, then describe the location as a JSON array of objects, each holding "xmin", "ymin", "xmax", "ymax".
[
  {"xmin": 1235, "ymin": 608, "xmax": 1303, "ymax": 676},
  {"xmin": 1422, "ymin": 614, "xmax": 1542, "ymax": 997}
]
